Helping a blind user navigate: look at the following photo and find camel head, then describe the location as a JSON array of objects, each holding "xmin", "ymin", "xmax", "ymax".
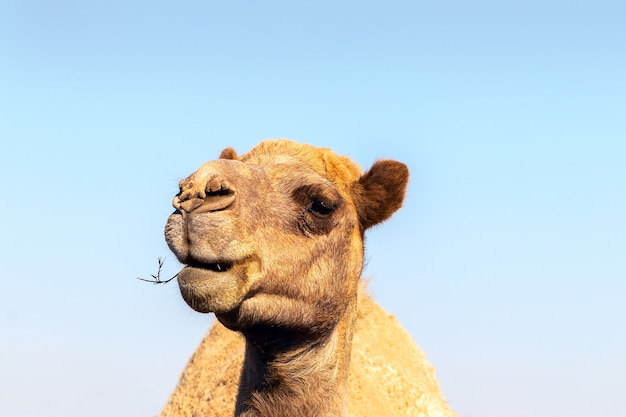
[{"xmin": 164, "ymin": 140, "xmax": 408, "ymax": 342}]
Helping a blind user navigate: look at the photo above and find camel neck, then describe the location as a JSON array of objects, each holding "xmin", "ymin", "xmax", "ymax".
[{"xmin": 234, "ymin": 301, "xmax": 357, "ymax": 417}]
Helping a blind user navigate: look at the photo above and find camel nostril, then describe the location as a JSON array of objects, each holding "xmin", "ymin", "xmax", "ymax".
[
  {"xmin": 174, "ymin": 192, "xmax": 236, "ymax": 214},
  {"xmin": 206, "ymin": 177, "xmax": 235, "ymax": 195},
  {"xmin": 198, "ymin": 188, "xmax": 236, "ymax": 213},
  {"xmin": 173, "ymin": 172, "xmax": 237, "ymax": 214},
  {"xmin": 206, "ymin": 184, "xmax": 235, "ymax": 197}
]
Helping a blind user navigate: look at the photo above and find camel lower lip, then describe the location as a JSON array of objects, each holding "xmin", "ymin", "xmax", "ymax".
[
  {"xmin": 175, "ymin": 255, "xmax": 261, "ymax": 314},
  {"xmin": 176, "ymin": 264, "xmax": 246, "ymax": 313},
  {"xmin": 177, "ymin": 262, "xmax": 240, "ymax": 286}
]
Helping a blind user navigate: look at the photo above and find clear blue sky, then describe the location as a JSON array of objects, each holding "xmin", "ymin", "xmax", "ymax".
[{"xmin": 1, "ymin": 1, "xmax": 624, "ymax": 416}]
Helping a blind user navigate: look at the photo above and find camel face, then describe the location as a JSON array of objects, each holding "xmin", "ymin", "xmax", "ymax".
[{"xmin": 165, "ymin": 140, "xmax": 408, "ymax": 339}]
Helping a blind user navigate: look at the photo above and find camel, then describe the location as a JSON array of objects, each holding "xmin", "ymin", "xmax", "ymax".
[{"xmin": 160, "ymin": 140, "xmax": 456, "ymax": 417}]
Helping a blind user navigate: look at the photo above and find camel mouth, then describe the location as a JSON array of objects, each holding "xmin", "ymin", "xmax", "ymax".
[{"xmin": 188, "ymin": 259, "xmax": 234, "ymax": 273}]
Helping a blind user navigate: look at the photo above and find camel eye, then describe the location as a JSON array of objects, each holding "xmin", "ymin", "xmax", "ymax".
[{"xmin": 309, "ymin": 199, "xmax": 335, "ymax": 217}]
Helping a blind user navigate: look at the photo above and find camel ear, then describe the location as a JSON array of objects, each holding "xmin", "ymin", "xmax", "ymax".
[
  {"xmin": 353, "ymin": 160, "xmax": 409, "ymax": 230},
  {"xmin": 219, "ymin": 147, "xmax": 238, "ymax": 160}
]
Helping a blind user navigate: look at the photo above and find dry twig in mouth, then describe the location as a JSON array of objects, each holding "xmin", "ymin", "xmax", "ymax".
[{"xmin": 137, "ymin": 257, "xmax": 178, "ymax": 284}]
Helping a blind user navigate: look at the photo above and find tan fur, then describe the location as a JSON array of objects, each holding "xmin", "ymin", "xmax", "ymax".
[{"xmin": 161, "ymin": 140, "xmax": 456, "ymax": 417}]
